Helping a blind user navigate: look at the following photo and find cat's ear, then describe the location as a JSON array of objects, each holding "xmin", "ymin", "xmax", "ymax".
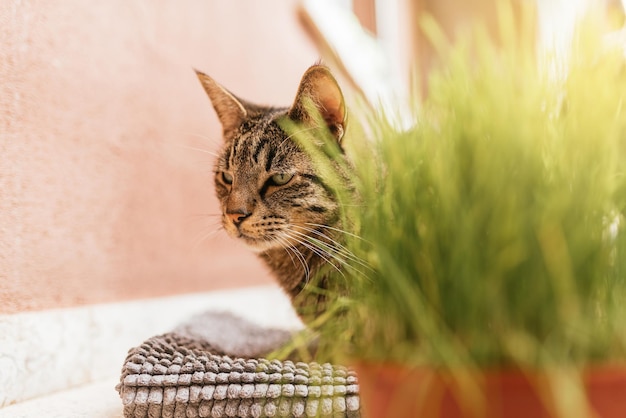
[
  {"xmin": 195, "ymin": 69, "xmax": 247, "ymax": 140},
  {"xmin": 289, "ymin": 65, "xmax": 346, "ymax": 142}
]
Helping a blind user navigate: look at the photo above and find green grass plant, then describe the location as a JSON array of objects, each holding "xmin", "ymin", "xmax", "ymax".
[{"xmin": 310, "ymin": 11, "xmax": 626, "ymax": 370}]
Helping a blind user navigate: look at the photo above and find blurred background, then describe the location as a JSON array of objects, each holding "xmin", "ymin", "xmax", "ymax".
[
  {"xmin": 1, "ymin": 0, "xmax": 626, "ymax": 410},
  {"xmin": 1, "ymin": 0, "xmax": 319, "ymax": 314},
  {"xmin": 3, "ymin": 0, "xmax": 624, "ymax": 316}
]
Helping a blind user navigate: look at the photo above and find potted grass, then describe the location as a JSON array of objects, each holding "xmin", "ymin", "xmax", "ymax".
[{"xmin": 298, "ymin": 8, "xmax": 626, "ymax": 418}]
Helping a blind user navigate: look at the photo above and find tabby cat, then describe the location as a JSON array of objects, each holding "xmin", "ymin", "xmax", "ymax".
[{"xmin": 195, "ymin": 65, "xmax": 348, "ymax": 324}]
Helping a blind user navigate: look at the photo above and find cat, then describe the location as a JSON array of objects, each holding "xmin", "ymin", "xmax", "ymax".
[{"xmin": 195, "ymin": 65, "xmax": 349, "ymax": 325}]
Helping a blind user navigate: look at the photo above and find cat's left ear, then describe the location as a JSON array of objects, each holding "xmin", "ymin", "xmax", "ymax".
[
  {"xmin": 195, "ymin": 69, "xmax": 247, "ymax": 141},
  {"xmin": 289, "ymin": 65, "xmax": 346, "ymax": 142}
]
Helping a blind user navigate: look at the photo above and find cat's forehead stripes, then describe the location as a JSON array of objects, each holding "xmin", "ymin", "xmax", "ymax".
[
  {"xmin": 227, "ymin": 111, "xmax": 291, "ymax": 173},
  {"xmin": 251, "ymin": 137, "xmax": 269, "ymax": 164}
]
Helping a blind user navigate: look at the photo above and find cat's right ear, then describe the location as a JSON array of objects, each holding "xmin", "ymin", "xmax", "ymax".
[
  {"xmin": 289, "ymin": 65, "xmax": 346, "ymax": 142},
  {"xmin": 195, "ymin": 69, "xmax": 247, "ymax": 140}
]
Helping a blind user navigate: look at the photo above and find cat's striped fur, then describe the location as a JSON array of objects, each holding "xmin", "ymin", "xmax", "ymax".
[{"xmin": 196, "ymin": 65, "xmax": 347, "ymax": 323}]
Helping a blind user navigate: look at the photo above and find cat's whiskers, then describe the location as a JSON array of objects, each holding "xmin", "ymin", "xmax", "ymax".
[
  {"xmin": 293, "ymin": 225, "xmax": 372, "ymax": 273},
  {"xmin": 177, "ymin": 144, "xmax": 220, "ymax": 158},
  {"xmin": 292, "ymin": 225, "xmax": 356, "ymax": 262},
  {"xmin": 295, "ymin": 224, "xmax": 358, "ymax": 255},
  {"xmin": 304, "ymin": 222, "xmax": 368, "ymax": 243},
  {"xmin": 272, "ymin": 234, "xmax": 311, "ymax": 283},
  {"xmin": 271, "ymin": 235, "xmax": 298, "ymax": 270},
  {"xmin": 289, "ymin": 229, "xmax": 371, "ymax": 281},
  {"xmin": 283, "ymin": 229, "xmax": 345, "ymax": 278},
  {"xmin": 183, "ymin": 214, "xmax": 223, "ymax": 233},
  {"xmin": 192, "ymin": 223, "xmax": 224, "ymax": 250},
  {"xmin": 288, "ymin": 234, "xmax": 358, "ymax": 277}
]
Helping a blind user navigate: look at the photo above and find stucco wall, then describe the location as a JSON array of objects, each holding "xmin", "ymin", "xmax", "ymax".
[{"xmin": 0, "ymin": 0, "xmax": 318, "ymax": 313}]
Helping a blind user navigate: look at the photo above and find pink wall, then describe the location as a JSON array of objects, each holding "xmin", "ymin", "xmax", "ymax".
[{"xmin": 0, "ymin": 0, "xmax": 319, "ymax": 313}]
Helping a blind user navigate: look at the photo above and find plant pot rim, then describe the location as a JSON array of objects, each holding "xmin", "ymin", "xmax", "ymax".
[{"xmin": 353, "ymin": 359, "xmax": 626, "ymax": 375}]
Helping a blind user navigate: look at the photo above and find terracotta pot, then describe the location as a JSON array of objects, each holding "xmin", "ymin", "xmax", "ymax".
[{"xmin": 354, "ymin": 363, "xmax": 626, "ymax": 418}]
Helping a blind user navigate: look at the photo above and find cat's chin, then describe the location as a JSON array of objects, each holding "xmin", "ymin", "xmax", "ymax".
[
  {"xmin": 245, "ymin": 241, "xmax": 281, "ymax": 254},
  {"xmin": 237, "ymin": 234, "xmax": 280, "ymax": 253}
]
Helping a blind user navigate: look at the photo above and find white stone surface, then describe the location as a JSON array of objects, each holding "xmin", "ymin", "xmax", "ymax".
[
  {"xmin": 0, "ymin": 286, "xmax": 300, "ymax": 409},
  {"xmin": 0, "ymin": 378, "xmax": 123, "ymax": 418}
]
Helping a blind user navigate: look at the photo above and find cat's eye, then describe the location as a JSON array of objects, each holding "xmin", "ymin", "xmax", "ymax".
[
  {"xmin": 221, "ymin": 172, "xmax": 233, "ymax": 185},
  {"xmin": 270, "ymin": 173, "xmax": 294, "ymax": 186}
]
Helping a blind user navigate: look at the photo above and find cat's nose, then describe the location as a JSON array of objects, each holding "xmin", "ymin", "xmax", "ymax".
[{"xmin": 226, "ymin": 210, "xmax": 250, "ymax": 226}]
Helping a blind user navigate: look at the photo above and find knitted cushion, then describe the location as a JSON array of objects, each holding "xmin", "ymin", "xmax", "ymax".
[{"xmin": 116, "ymin": 311, "xmax": 360, "ymax": 418}]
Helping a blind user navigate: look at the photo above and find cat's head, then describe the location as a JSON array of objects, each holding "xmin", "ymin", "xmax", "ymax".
[{"xmin": 196, "ymin": 65, "xmax": 346, "ymax": 252}]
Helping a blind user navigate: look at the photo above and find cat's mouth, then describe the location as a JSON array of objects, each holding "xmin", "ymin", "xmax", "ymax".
[{"xmin": 222, "ymin": 214, "xmax": 288, "ymax": 252}]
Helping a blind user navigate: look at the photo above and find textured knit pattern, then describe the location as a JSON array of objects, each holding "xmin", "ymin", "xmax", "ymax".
[{"xmin": 116, "ymin": 314, "xmax": 360, "ymax": 418}]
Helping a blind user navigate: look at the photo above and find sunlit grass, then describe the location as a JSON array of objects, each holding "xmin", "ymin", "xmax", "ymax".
[{"xmin": 311, "ymin": 10, "xmax": 626, "ymax": 369}]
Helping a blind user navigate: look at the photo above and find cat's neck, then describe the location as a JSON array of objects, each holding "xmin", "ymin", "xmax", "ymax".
[
  {"xmin": 259, "ymin": 243, "xmax": 323, "ymax": 298},
  {"xmin": 259, "ymin": 241, "xmax": 335, "ymax": 324}
]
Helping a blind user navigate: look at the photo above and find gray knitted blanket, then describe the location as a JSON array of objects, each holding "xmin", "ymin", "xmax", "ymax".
[{"xmin": 116, "ymin": 311, "xmax": 360, "ymax": 417}]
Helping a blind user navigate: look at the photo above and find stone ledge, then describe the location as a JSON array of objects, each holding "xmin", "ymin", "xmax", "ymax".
[
  {"xmin": 0, "ymin": 286, "xmax": 300, "ymax": 409},
  {"xmin": 0, "ymin": 378, "xmax": 123, "ymax": 418}
]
